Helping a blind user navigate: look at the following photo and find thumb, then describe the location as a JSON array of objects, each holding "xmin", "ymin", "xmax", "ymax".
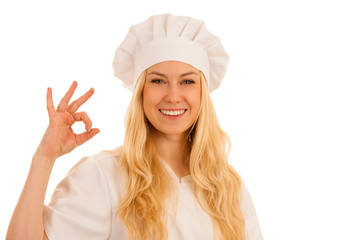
[{"xmin": 75, "ymin": 128, "xmax": 100, "ymax": 147}]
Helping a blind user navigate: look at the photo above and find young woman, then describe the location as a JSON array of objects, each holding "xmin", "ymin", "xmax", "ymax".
[{"xmin": 7, "ymin": 14, "xmax": 263, "ymax": 240}]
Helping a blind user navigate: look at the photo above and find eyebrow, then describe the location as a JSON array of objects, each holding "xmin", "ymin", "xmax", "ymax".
[
  {"xmin": 147, "ymin": 71, "xmax": 166, "ymax": 77},
  {"xmin": 180, "ymin": 71, "xmax": 199, "ymax": 77},
  {"xmin": 147, "ymin": 71, "xmax": 199, "ymax": 77}
]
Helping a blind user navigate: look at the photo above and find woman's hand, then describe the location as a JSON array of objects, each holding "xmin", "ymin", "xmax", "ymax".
[{"xmin": 35, "ymin": 81, "xmax": 100, "ymax": 164}]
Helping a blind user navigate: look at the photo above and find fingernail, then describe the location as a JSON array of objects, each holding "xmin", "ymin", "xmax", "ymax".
[{"xmin": 88, "ymin": 128, "xmax": 91, "ymax": 133}]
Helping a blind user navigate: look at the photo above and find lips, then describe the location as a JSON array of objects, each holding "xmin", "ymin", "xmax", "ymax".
[{"xmin": 159, "ymin": 109, "xmax": 187, "ymax": 116}]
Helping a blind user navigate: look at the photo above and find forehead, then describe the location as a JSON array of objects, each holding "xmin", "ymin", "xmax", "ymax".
[{"xmin": 146, "ymin": 61, "xmax": 200, "ymax": 75}]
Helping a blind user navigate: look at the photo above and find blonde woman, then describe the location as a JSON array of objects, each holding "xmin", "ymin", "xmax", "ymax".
[{"xmin": 7, "ymin": 14, "xmax": 263, "ymax": 240}]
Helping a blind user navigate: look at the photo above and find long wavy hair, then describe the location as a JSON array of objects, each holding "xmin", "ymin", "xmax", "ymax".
[{"xmin": 109, "ymin": 69, "xmax": 245, "ymax": 240}]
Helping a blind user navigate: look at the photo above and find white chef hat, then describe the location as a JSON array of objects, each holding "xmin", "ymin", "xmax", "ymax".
[{"xmin": 112, "ymin": 13, "xmax": 229, "ymax": 93}]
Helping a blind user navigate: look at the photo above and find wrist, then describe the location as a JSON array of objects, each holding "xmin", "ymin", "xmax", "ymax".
[{"xmin": 32, "ymin": 151, "xmax": 56, "ymax": 170}]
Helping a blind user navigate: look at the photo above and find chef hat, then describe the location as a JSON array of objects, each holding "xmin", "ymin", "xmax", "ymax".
[{"xmin": 112, "ymin": 13, "xmax": 229, "ymax": 93}]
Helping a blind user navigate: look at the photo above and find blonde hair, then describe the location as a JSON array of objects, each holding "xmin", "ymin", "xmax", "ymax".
[{"xmin": 109, "ymin": 70, "xmax": 245, "ymax": 240}]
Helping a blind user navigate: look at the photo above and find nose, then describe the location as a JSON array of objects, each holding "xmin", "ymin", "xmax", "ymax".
[{"xmin": 164, "ymin": 84, "xmax": 183, "ymax": 104}]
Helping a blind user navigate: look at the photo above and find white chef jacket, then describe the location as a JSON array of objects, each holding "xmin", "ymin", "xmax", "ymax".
[{"xmin": 44, "ymin": 151, "xmax": 263, "ymax": 240}]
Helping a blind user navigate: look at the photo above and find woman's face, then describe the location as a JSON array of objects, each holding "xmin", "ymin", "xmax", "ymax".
[{"xmin": 143, "ymin": 61, "xmax": 201, "ymax": 138}]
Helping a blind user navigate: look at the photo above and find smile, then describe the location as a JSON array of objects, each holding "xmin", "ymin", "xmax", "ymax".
[{"xmin": 159, "ymin": 109, "xmax": 187, "ymax": 116}]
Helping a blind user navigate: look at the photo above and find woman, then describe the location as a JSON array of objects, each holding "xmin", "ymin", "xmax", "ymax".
[{"xmin": 7, "ymin": 14, "xmax": 262, "ymax": 240}]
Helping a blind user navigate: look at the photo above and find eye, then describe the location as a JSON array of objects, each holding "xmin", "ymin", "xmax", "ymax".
[
  {"xmin": 182, "ymin": 79, "xmax": 196, "ymax": 84},
  {"xmin": 151, "ymin": 79, "xmax": 164, "ymax": 84}
]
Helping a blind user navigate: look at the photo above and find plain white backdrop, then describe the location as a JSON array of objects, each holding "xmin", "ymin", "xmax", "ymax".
[{"xmin": 1, "ymin": 0, "xmax": 359, "ymax": 239}]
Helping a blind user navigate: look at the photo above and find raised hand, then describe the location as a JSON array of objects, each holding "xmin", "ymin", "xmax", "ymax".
[{"xmin": 35, "ymin": 81, "xmax": 100, "ymax": 163}]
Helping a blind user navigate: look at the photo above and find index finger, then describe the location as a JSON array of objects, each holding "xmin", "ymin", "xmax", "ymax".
[{"xmin": 67, "ymin": 88, "xmax": 95, "ymax": 114}]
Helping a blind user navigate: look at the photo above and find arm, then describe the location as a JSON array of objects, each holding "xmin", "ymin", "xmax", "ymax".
[
  {"xmin": 6, "ymin": 82, "xmax": 100, "ymax": 240},
  {"xmin": 6, "ymin": 152, "xmax": 54, "ymax": 239}
]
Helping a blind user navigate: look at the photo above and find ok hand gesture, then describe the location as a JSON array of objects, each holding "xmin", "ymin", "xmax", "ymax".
[{"xmin": 35, "ymin": 81, "xmax": 100, "ymax": 164}]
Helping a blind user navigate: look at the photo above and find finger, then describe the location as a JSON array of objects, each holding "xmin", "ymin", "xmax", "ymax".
[
  {"xmin": 67, "ymin": 88, "xmax": 94, "ymax": 114},
  {"xmin": 46, "ymin": 87, "xmax": 56, "ymax": 117},
  {"xmin": 73, "ymin": 112, "xmax": 92, "ymax": 133},
  {"xmin": 75, "ymin": 128, "xmax": 100, "ymax": 147},
  {"xmin": 57, "ymin": 81, "xmax": 78, "ymax": 111}
]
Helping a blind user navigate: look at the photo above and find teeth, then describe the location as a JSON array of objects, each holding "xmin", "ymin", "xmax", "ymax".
[{"xmin": 160, "ymin": 109, "xmax": 186, "ymax": 116}]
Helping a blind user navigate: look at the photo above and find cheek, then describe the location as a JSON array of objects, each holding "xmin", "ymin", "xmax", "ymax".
[
  {"xmin": 192, "ymin": 98, "xmax": 201, "ymax": 115},
  {"xmin": 143, "ymin": 87, "xmax": 161, "ymax": 113},
  {"xmin": 188, "ymin": 89, "xmax": 201, "ymax": 113}
]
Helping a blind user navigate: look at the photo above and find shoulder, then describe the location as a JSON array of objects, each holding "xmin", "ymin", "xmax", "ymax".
[
  {"xmin": 67, "ymin": 150, "xmax": 120, "ymax": 178},
  {"xmin": 54, "ymin": 149, "xmax": 123, "ymax": 208},
  {"xmin": 240, "ymin": 180, "xmax": 256, "ymax": 219},
  {"xmin": 240, "ymin": 180, "xmax": 264, "ymax": 240},
  {"xmin": 51, "ymin": 151, "xmax": 119, "ymax": 199},
  {"xmin": 85, "ymin": 149, "xmax": 124, "ymax": 207},
  {"xmin": 88, "ymin": 150, "xmax": 120, "ymax": 172},
  {"xmin": 77, "ymin": 149, "xmax": 122, "ymax": 187},
  {"xmin": 44, "ymin": 150, "xmax": 118, "ymax": 239}
]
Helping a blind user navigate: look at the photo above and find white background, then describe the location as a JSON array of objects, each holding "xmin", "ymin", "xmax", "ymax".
[{"xmin": 1, "ymin": 0, "xmax": 359, "ymax": 239}]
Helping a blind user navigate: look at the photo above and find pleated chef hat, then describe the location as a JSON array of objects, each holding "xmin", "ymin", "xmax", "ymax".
[{"xmin": 112, "ymin": 13, "xmax": 229, "ymax": 93}]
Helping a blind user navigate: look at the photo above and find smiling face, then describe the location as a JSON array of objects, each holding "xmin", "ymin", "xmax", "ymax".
[{"xmin": 143, "ymin": 61, "xmax": 201, "ymax": 138}]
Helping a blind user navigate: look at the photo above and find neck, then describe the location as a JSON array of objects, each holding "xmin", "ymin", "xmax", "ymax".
[{"xmin": 154, "ymin": 130, "xmax": 191, "ymax": 175}]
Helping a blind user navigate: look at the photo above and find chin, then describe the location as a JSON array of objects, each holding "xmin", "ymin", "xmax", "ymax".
[{"xmin": 154, "ymin": 127, "xmax": 190, "ymax": 137}]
